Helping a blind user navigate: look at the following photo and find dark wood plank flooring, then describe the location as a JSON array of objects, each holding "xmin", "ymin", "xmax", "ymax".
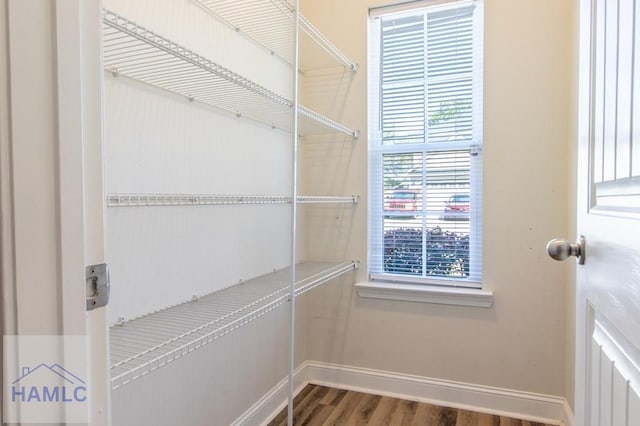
[{"xmin": 267, "ymin": 385, "xmax": 555, "ymax": 426}]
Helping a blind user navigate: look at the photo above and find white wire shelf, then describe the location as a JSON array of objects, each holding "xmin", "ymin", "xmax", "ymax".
[
  {"xmin": 107, "ymin": 193, "xmax": 359, "ymax": 207},
  {"xmin": 298, "ymin": 106, "xmax": 360, "ymax": 138},
  {"xmin": 194, "ymin": 0, "xmax": 358, "ymax": 71},
  {"xmin": 102, "ymin": 10, "xmax": 358, "ymax": 138},
  {"xmin": 296, "ymin": 195, "xmax": 359, "ymax": 204},
  {"xmin": 109, "ymin": 261, "xmax": 358, "ymax": 389}
]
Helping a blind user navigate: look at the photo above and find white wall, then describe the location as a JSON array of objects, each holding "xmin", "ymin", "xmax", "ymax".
[
  {"xmin": 103, "ymin": 0, "xmax": 305, "ymax": 423},
  {"xmin": 301, "ymin": 0, "xmax": 576, "ymax": 402},
  {"xmin": 111, "ymin": 306, "xmax": 306, "ymax": 426},
  {"xmin": 103, "ymin": 0, "xmax": 295, "ymax": 324},
  {"xmin": 104, "ymin": 76, "xmax": 293, "ymax": 324}
]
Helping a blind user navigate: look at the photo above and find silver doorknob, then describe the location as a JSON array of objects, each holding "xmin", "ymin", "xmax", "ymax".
[{"xmin": 546, "ymin": 236, "xmax": 585, "ymax": 265}]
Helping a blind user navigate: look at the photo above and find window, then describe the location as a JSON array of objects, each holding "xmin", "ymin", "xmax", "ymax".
[{"xmin": 368, "ymin": 0, "xmax": 483, "ymax": 288}]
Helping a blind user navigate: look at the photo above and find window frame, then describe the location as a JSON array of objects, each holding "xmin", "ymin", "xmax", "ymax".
[{"xmin": 367, "ymin": 0, "xmax": 484, "ymax": 289}]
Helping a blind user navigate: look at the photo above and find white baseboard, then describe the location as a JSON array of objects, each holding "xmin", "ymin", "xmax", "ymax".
[
  {"xmin": 231, "ymin": 363, "xmax": 309, "ymax": 426},
  {"xmin": 306, "ymin": 361, "xmax": 573, "ymax": 426},
  {"xmin": 562, "ymin": 399, "xmax": 575, "ymax": 426},
  {"xmin": 233, "ymin": 360, "xmax": 575, "ymax": 426}
]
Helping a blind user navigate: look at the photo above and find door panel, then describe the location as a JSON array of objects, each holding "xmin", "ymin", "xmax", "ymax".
[
  {"xmin": 601, "ymin": 0, "xmax": 617, "ymax": 183},
  {"xmin": 634, "ymin": 0, "xmax": 640, "ymax": 176},
  {"xmin": 577, "ymin": 0, "xmax": 640, "ymax": 424},
  {"xmin": 590, "ymin": 318, "xmax": 640, "ymax": 425},
  {"xmin": 591, "ymin": 0, "xmax": 640, "ymax": 210}
]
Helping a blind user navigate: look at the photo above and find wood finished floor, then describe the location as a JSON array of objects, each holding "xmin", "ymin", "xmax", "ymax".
[{"xmin": 267, "ymin": 385, "xmax": 555, "ymax": 426}]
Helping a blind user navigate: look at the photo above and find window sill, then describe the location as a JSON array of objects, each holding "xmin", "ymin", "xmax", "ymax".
[{"xmin": 355, "ymin": 281, "xmax": 494, "ymax": 308}]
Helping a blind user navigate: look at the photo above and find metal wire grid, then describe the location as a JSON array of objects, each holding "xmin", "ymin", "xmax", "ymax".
[
  {"xmin": 294, "ymin": 261, "xmax": 359, "ymax": 297},
  {"xmin": 102, "ymin": 9, "xmax": 357, "ymax": 137},
  {"xmin": 103, "ymin": 9, "xmax": 293, "ymax": 131},
  {"xmin": 298, "ymin": 15, "xmax": 358, "ymax": 71},
  {"xmin": 296, "ymin": 195, "xmax": 359, "ymax": 204},
  {"xmin": 107, "ymin": 193, "xmax": 359, "ymax": 206},
  {"xmin": 195, "ymin": 0, "xmax": 357, "ymax": 71},
  {"xmin": 299, "ymin": 106, "xmax": 359, "ymax": 138},
  {"xmin": 109, "ymin": 261, "xmax": 358, "ymax": 389},
  {"xmin": 107, "ymin": 193, "xmax": 289, "ymax": 206},
  {"xmin": 197, "ymin": 0, "xmax": 294, "ymax": 62}
]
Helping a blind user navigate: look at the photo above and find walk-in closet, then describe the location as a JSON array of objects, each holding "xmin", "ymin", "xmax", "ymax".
[{"xmin": 2, "ymin": 0, "xmax": 589, "ymax": 425}]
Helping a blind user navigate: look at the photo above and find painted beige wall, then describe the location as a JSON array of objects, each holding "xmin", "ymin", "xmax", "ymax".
[{"xmin": 301, "ymin": 0, "xmax": 576, "ymax": 399}]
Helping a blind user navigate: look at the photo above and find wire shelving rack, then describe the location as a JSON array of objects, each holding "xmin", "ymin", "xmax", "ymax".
[
  {"xmin": 102, "ymin": 10, "xmax": 358, "ymax": 138},
  {"xmin": 110, "ymin": 261, "xmax": 358, "ymax": 390},
  {"xmin": 104, "ymin": 3, "xmax": 361, "ymax": 400},
  {"xmin": 106, "ymin": 193, "xmax": 359, "ymax": 207},
  {"xmin": 194, "ymin": 0, "xmax": 358, "ymax": 71}
]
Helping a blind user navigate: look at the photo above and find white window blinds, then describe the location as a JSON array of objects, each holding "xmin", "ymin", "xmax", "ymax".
[{"xmin": 368, "ymin": 0, "xmax": 483, "ymax": 287}]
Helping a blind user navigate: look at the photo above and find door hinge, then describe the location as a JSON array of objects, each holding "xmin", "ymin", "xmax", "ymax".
[{"xmin": 86, "ymin": 263, "xmax": 110, "ymax": 311}]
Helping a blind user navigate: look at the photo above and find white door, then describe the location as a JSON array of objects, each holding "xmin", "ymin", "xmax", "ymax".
[
  {"xmin": 574, "ymin": 0, "xmax": 640, "ymax": 424},
  {"xmin": 1, "ymin": 1, "xmax": 110, "ymax": 424}
]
